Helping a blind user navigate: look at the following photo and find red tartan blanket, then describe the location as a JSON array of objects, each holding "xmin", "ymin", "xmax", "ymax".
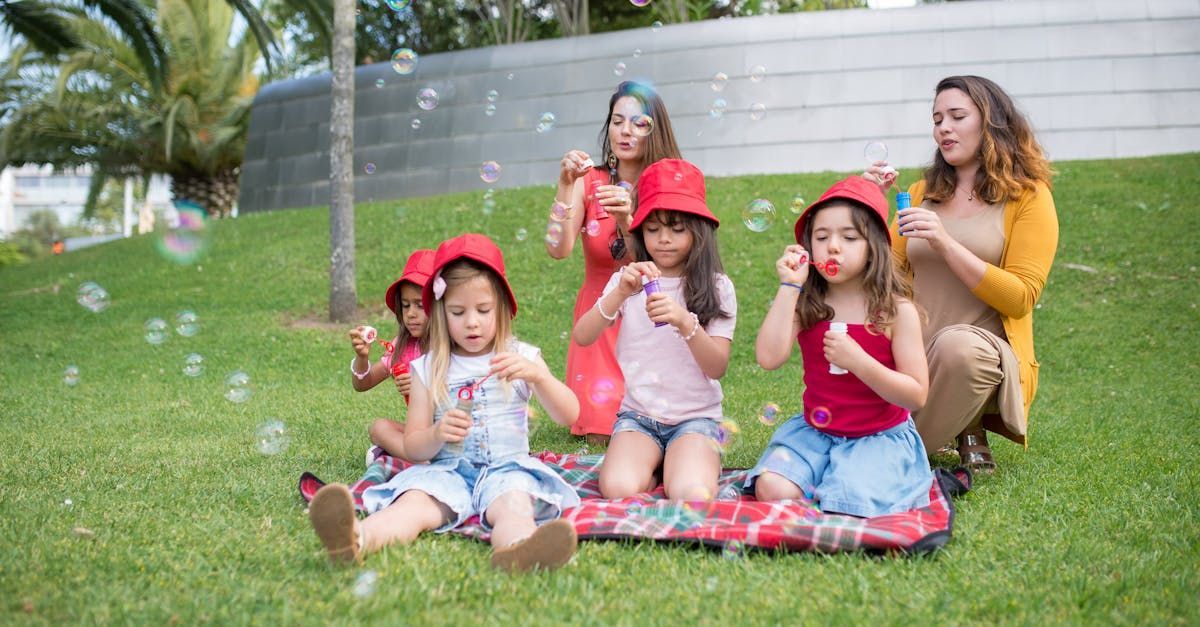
[{"xmin": 299, "ymin": 451, "xmax": 969, "ymax": 555}]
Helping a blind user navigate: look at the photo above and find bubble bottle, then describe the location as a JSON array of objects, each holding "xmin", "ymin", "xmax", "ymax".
[
  {"xmin": 896, "ymin": 191, "xmax": 912, "ymax": 237},
  {"xmin": 641, "ymin": 275, "xmax": 667, "ymax": 327},
  {"xmin": 828, "ymin": 322, "xmax": 849, "ymax": 375},
  {"xmin": 444, "ymin": 385, "xmax": 474, "ymax": 456}
]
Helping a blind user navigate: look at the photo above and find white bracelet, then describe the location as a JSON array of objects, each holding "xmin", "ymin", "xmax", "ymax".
[
  {"xmin": 350, "ymin": 358, "xmax": 371, "ymax": 380},
  {"xmin": 676, "ymin": 312, "xmax": 701, "ymax": 341},
  {"xmin": 595, "ymin": 299, "xmax": 619, "ymax": 321}
]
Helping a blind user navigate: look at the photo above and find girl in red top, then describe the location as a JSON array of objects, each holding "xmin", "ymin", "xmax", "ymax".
[{"xmin": 746, "ymin": 177, "xmax": 933, "ymax": 517}]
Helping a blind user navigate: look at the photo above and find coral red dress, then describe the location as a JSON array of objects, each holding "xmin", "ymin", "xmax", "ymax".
[{"xmin": 566, "ymin": 168, "xmax": 628, "ymax": 436}]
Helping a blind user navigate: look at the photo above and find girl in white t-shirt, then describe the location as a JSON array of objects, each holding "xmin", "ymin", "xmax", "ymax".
[{"xmin": 574, "ymin": 159, "xmax": 736, "ymax": 501}]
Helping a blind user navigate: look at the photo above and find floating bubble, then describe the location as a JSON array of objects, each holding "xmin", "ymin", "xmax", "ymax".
[
  {"xmin": 790, "ymin": 193, "xmax": 806, "ymax": 215},
  {"xmin": 63, "ymin": 498, "xmax": 73, "ymax": 507},
  {"xmin": 480, "ymin": 161, "xmax": 502, "ymax": 184},
  {"xmin": 613, "ymin": 62, "xmax": 626, "ymax": 77},
  {"xmin": 363, "ymin": 163, "xmax": 376, "ymax": 175},
  {"xmin": 632, "ymin": 48, "xmax": 642, "ymax": 58},
  {"xmin": 76, "ymin": 282, "xmax": 110, "ymax": 313},
  {"xmin": 630, "ymin": 0, "xmax": 650, "ymax": 6},
  {"xmin": 384, "ymin": 0, "xmax": 410, "ymax": 11},
  {"xmin": 864, "ymin": 141, "xmax": 888, "ymax": 163},
  {"xmin": 716, "ymin": 419, "xmax": 740, "ymax": 452},
  {"xmin": 506, "ymin": 72, "xmax": 514, "ymax": 80},
  {"xmin": 482, "ymin": 191, "xmax": 496, "ymax": 216},
  {"xmin": 810, "ymin": 405, "xmax": 833, "ymax": 428},
  {"xmin": 710, "ymin": 72, "xmax": 728, "ymax": 92},
  {"xmin": 353, "ymin": 570, "xmax": 379, "ymax": 598},
  {"xmin": 544, "ymin": 221, "xmax": 565, "ymax": 247},
  {"xmin": 155, "ymin": 200, "xmax": 210, "ymax": 264},
  {"xmin": 536, "ymin": 112, "xmax": 556, "ymax": 134},
  {"xmin": 550, "ymin": 201, "xmax": 571, "ymax": 221},
  {"xmin": 63, "ymin": 365, "xmax": 80, "ymax": 386},
  {"xmin": 175, "ymin": 310, "xmax": 199, "ymax": 337},
  {"xmin": 674, "ymin": 173, "xmax": 683, "ymax": 182},
  {"xmin": 742, "ymin": 199, "xmax": 776, "ymax": 233},
  {"xmin": 416, "ymin": 88, "xmax": 439, "ymax": 111},
  {"xmin": 225, "ymin": 370, "xmax": 252, "ymax": 403},
  {"xmin": 560, "ymin": 331, "xmax": 569, "ymax": 341},
  {"xmin": 484, "ymin": 103, "xmax": 496, "ymax": 117},
  {"xmin": 183, "ymin": 353, "xmax": 204, "ymax": 377},
  {"xmin": 709, "ymin": 98, "xmax": 727, "ymax": 119},
  {"xmin": 631, "ymin": 114, "xmax": 654, "ymax": 137},
  {"xmin": 254, "ymin": 419, "xmax": 289, "ymax": 455},
  {"xmin": 374, "ymin": 78, "xmax": 385, "ymax": 89},
  {"xmin": 585, "ymin": 219, "xmax": 601, "ymax": 237},
  {"xmin": 759, "ymin": 403, "xmax": 780, "ymax": 426},
  {"xmin": 722, "ymin": 540, "xmax": 745, "ymax": 560},
  {"xmin": 144, "ymin": 318, "xmax": 168, "ymax": 345},
  {"xmin": 588, "ymin": 378, "xmax": 617, "ymax": 405},
  {"xmin": 750, "ymin": 103, "xmax": 767, "ymax": 121},
  {"xmin": 515, "ymin": 228, "xmax": 528, "ymax": 242},
  {"xmin": 411, "ymin": 118, "xmax": 421, "ymax": 130},
  {"xmin": 486, "ymin": 89, "xmax": 499, "ymax": 103},
  {"xmin": 749, "ymin": 64, "xmax": 766, "ymax": 82},
  {"xmin": 651, "ymin": 20, "xmax": 663, "ymax": 32},
  {"xmin": 391, "ymin": 48, "xmax": 417, "ymax": 75}
]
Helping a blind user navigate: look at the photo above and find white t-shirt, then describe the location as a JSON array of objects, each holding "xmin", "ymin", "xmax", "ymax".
[{"xmin": 599, "ymin": 272, "xmax": 737, "ymax": 424}]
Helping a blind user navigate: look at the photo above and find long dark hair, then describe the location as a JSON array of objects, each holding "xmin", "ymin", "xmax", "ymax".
[
  {"xmin": 924, "ymin": 75, "xmax": 1053, "ymax": 204},
  {"xmin": 631, "ymin": 210, "xmax": 729, "ymax": 327},
  {"xmin": 597, "ymin": 81, "xmax": 682, "ymax": 188},
  {"xmin": 794, "ymin": 201, "xmax": 913, "ymax": 335}
]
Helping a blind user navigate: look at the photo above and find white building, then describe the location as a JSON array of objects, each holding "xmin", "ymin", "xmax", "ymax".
[{"xmin": 0, "ymin": 164, "xmax": 173, "ymax": 237}]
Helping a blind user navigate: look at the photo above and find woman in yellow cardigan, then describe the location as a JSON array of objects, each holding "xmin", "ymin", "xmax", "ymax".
[{"xmin": 865, "ymin": 75, "xmax": 1058, "ymax": 473}]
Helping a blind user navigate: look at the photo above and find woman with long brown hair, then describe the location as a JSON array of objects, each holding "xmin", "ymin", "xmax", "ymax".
[
  {"xmin": 545, "ymin": 81, "xmax": 683, "ymax": 445},
  {"xmin": 865, "ymin": 75, "xmax": 1058, "ymax": 474}
]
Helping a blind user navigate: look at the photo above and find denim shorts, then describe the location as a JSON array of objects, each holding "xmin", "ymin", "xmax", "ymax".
[
  {"xmin": 360, "ymin": 456, "xmax": 580, "ymax": 532},
  {"xmin": 612, "ymin": 410, "xmax": 722, "ymax": 453},
  {"xmin": 743, "ymin": 415, "xmax": 933, "ymax": 518}
]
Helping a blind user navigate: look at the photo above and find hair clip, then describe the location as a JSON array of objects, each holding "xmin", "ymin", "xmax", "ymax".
[{"xmin": 432, "ymin": 275, "xmax": 447, "ymax": 300}]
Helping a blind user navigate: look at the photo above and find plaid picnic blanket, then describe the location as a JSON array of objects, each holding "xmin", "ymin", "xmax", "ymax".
[{"xmin": 298, "ymin": 452, "xmax": 969, "ymax": 555}]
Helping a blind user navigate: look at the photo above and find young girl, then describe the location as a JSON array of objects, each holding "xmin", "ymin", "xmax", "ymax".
[
  {"xmin": 573, "ymin": 159, "xmax": 736, "ymax": 502},
  {"xmin": 310, "ymin": 234, "xmax": 582, "ymax": 572},
  {"xmin": 348, "ymin": 248, "xmax": 434, "ymax": 460},
  {"xmin": 746, "ymin": 176, "xmax": 932, "ymax": 517}
]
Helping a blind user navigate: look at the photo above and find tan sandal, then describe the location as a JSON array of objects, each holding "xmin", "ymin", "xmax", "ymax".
[
  {"xmin": 309, "ymin": 484, "xmax": 362, "ymax": 564},
  {"xmin": 957, "ymin": 428, "xmax": 996, "ymax": 476},
  {"xmin": 490, "ymin": 519, "xmax": 577, "ymax": 573}
]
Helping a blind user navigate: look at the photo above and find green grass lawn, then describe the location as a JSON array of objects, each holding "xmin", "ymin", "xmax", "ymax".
[{"xmin": 1, "ymin": 153, "xmax": 1197, "ymax": 624}]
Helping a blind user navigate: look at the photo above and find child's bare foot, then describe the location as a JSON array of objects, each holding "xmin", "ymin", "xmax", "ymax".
[
  {"xmin": 309, "ymin": 484, "xmax": 361, "ymax": 564},
  {"xmin": 490, "ymin": 519, "xmax": 577, "ymax": 573}
]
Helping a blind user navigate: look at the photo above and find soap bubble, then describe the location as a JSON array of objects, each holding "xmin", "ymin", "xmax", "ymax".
[
  {"xmin": 633, "ymin": 48, "xmax": 642, "ymax": 57},
  {"xmin": 183, "ymin": 353, "xmax": 204, "ymax": 377},
  {"xmin": 353, "ymin": 570, "xmax": 379, "ymax": 598},
  {"xmin": 416, "ymin": 88, "xmax": 439, "ymax": 111},
  {"xmin": 709, "ymin": 98, "xmax": 727, "ymax": 119},
  {"xmin": 254, "ymin": 419, "xmax": 289, "ymax": 455},
  {"xmin": 631, "ymin": 114, "xmax": 654, "ymax": 137},
  {"xmin": 716, "ymin": 419, "xmax": 740, "ymax": 452},
  {"xmin": 482, "ymin": 188, "xmax": 496, "ymax": 215},
  {"xmin": 63, "ymin": 365, "xmax": 80, "ymax": 386},
  {"xmin": 864, "ymin": 141, "xmax": 888, "ymax": 163},
  {"xmin": 759, "ymin": 403, "xmax": 781, "ymax": 426},
  {"xmin": 651, "ymin": 20, "xmax": 663, "ymax": 32},
  {"xmin": 76, "ymin": 282, "xmax": 110, "ymax": 313},
  {"xmin": 710, "ymin": 72, "xmax": 728, "ymax": 92},
  {"xmin": 480, "ymin": 161, "xmax": 502, "ymax": 184},
  {"xmin": 486, "ymin": 89, "xmax": 499, "ymax": 103},
  {"xmin": 722, "ymin": 540, "xmax": 745, "ymax": 560},
  {"xmin": 536, "ymin": 112, "xmax": 556, "ymax": 134},
  {"xmin": 742, "ymin": 199, "xmax": 776, "ymax": 233},
  {"xmin": 515, "ymin": 228, "xmax": 528, "ymax": 242},
  {"xmin": 585, "ymin": 219, "xmax": 601, "ymax": 237},
  {"xmin": 363, "ymin": 163, "xmax": 376, "ymax": 175},
  {"xmin": 63, "ymin": 498, "xmax": 73, "ymax": 507},
  {"xmin": 410, "ymin": 118, "xmax": 421, "ymax": 130},
  {"xmin": 384, "ymin": 0, "xmax": 410, "ymax": 11},
  {"xmin": 155, "ymin": 200, "xmax": 210, "ymax": 264},
  {"xmin": 544, "ymin": 221, "xmax": 564, "ymax": 246},
  {"xmin": 588, "ymin": 378, "xmax": 618, "ymax": 405},
  {"xmin": 506, "ymin": 72, "xmax": 514, "ymax": 80},
  {"xmin": 484, "ymin": 103, "xmax": 496, "ymax": 117},
  {"xmin": 810, "ymin": 405, "xmax": 833, "ymax": 428},
  {"xmin": 374, "ymin": 79, "xmax": 385, "ymax": 89},
  {"xmin": 391, "ymin": 48, "xmax": 417, "ymax": 75},
  {"xmin": 749, "ymin": 64, "xmax": 766, "ymax": 82},
  {"xmin": 790, "ymin": 194, "xmax": 806, "ymax": 215},
  {"xmin": 225, "ymin": 370, "xmax": 252, "ymax": 403},
  {"xmin": 613, "ymin": 62, "xmax": 626, "ymax": 77},
  {"xmin": 144, "ymin": 318, "xmax": 168, "ymax": 345},
  {"xmin": 630, "ymin": 0, "xmax": 650, "ymax": 6},
  {"xmin": 750, "ymin": 103, "xmax": 767, "ymax": 121},
  {"xmin": 174, "ymin": 310, "xmax": 199, "ymax": 337}
]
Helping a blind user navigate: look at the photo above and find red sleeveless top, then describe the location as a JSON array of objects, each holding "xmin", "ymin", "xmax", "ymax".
[{"xmin": 797, "ymin": 321, "xmax": 908, "ymax": 438}]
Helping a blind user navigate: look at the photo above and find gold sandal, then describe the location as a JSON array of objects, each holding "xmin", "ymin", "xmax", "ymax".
[{"xmin": 957, "ymin": 428, "xmax": 996, "ymax": 476}]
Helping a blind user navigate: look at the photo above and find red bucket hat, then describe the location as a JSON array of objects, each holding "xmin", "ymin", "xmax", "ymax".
[
  {"xmin": 421, "ymin": 234, "xmax": 518, "ymax": 317},
  {"xmin": 794, "ymin": 176, "xmax": 891, "ymax": 245},
  {"xmin": 384, "ymin": 249, "xmax": 435, "ymax": 316},
  {"xmin": 630, "ymin": 159, "xmax": 719, "ymax": 230}
]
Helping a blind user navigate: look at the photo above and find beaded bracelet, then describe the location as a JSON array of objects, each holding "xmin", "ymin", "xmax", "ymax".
[
  {"xmin": 676, "ymin": 312, "xmax": 701, "ymax": 341},
  {"xmin": 350, "ymin": 358, "xmax": 371, "ymax": 380},
  {"xmin": 595, "ymin": 299, "xmax": 619, "ymax": 321},
  {"xmin": 781, "ymin": 281, "xmax": 805, "ymax": 292}
]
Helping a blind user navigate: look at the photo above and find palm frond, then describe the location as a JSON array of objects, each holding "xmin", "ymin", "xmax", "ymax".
[
  {"xmin": 79, "ymin": 0, "xmax": 166, "ymax": 93},
  {"xmin": 224, "ymin": 0, "xmax": 278, "ymax": 73},
  {"xmin": 0, "ymin": 0, "xmax": 80, "ymax": 57}
]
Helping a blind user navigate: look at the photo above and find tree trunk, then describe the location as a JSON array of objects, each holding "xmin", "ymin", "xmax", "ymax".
[
  {"xmin": 328, "ymin": 0, "xmax": 357, "ymax": 323},
  {"xmin": 170, "ymin": 169, "xmax": 240, "ymax": 218}
]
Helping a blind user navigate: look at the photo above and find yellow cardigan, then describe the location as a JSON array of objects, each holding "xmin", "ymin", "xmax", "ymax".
[{"xmin": 890, "ymin": 179, "xmax": 1059, "ymax": 422}]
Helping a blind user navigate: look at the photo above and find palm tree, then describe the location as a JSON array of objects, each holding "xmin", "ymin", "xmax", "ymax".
[{"xmin": 1, "ymin": 0, "xmax": 270, "ymax": 217}]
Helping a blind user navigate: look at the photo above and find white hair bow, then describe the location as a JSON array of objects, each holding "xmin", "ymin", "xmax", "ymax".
[{"xmin": 432, "ymin": 275, "xmax": 447, "ymax": 300}]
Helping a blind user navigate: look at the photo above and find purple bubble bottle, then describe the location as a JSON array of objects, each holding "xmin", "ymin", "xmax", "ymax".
[{"xmin": 642, "ymin": 276, "xmax": 667, "ymax": 327}]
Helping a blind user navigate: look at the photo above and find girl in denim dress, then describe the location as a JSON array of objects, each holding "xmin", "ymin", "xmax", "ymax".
[
  {"xmin": 309, "ymin": 234, "xmax": 582, "ymax": 573},
  {"xmin": 747, "ymin": 177, "xmax": 933, "ymax": 517}
]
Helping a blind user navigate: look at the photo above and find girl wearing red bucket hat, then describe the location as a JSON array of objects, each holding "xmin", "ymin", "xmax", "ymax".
[
  {"xmin": 346, "ymin": 248, "xmax": 434, "ymax": 463},
  {"xmin": 745, "ymin": 176, "xmax": 933, "ymax": 517},
  {"xmin": 574, "ymin": 159, "xmax": 736, "ymax": 502},
  {"xmin": 544, "ymin": 81, "xmax": 684, "ymax": 446},
  {"xmin": 310, "ymin": 234, "xmax": 582, "ymax": 572}
]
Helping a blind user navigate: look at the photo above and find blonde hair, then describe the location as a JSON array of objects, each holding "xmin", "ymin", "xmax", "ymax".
[{"xmin": 423, "ymin": 259, "xmax": 514, "ymax": 409}]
